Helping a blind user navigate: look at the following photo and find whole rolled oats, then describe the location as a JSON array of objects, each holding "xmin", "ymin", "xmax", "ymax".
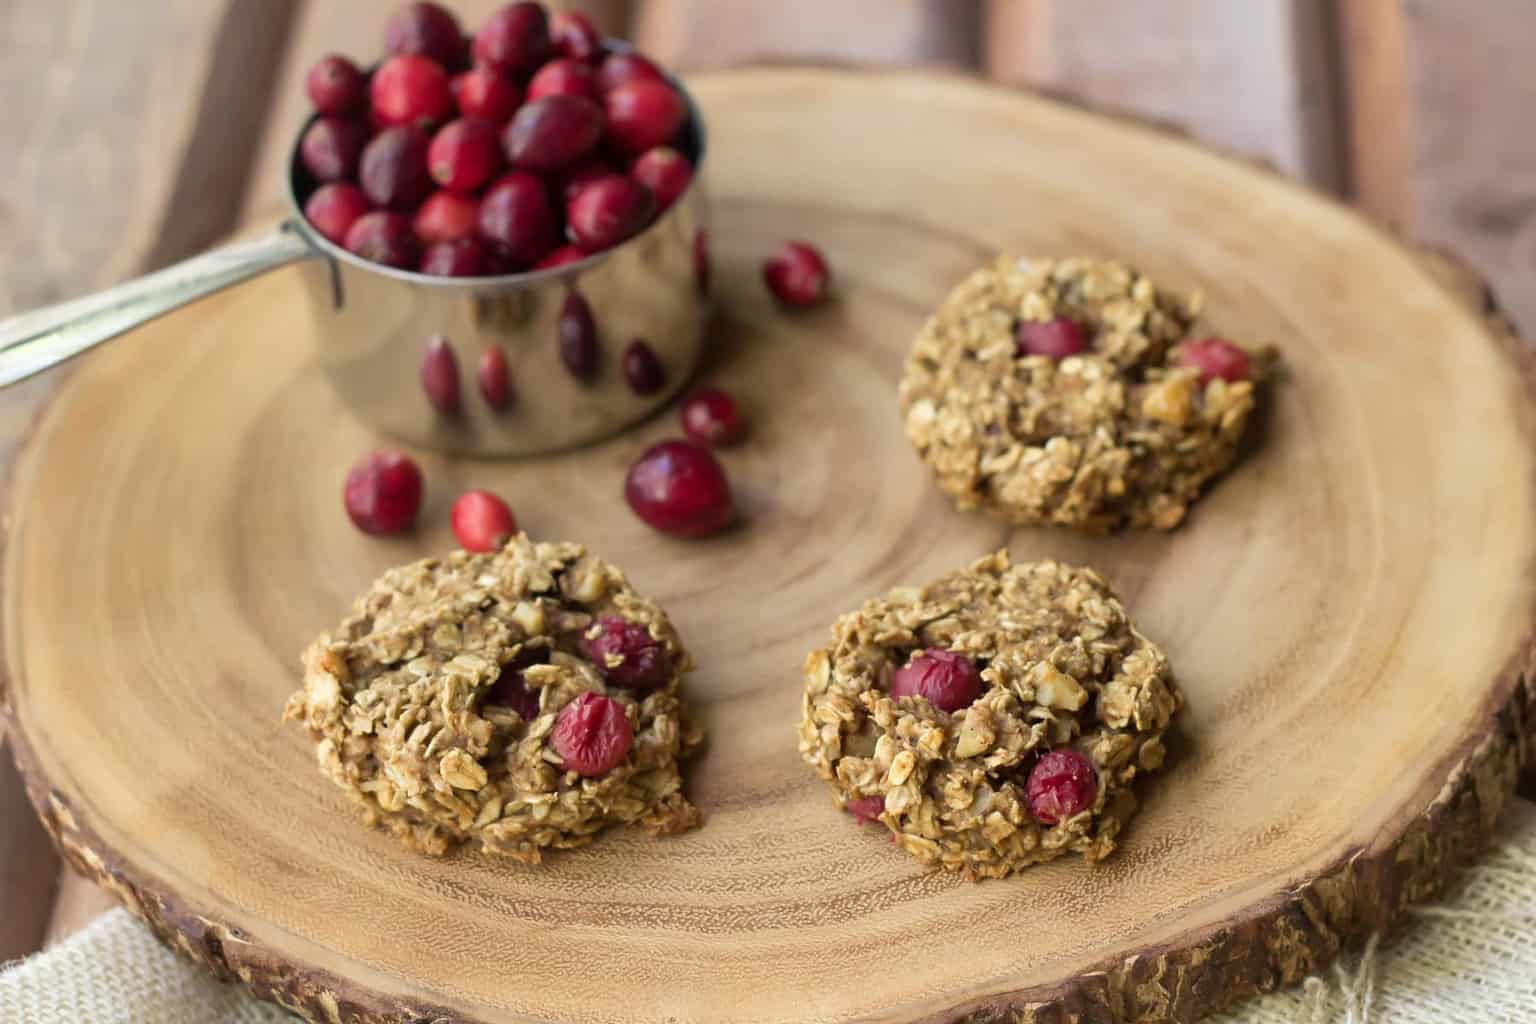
[
  {"xmin": 900, "ymin": 256, "xmax": 1274, "ymax": 530},
  {"xmin": 797, "ymin": 551, "xmax": 1182, "ymax": 879},
  {"xmin": 284, "ymin": 535, "xmax": 702, "ymax": 863}
]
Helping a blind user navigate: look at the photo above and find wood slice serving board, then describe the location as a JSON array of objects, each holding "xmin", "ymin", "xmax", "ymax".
[{"xmin": 5, "ymin": 67, "xmax": 1536, "ymax": 1024}]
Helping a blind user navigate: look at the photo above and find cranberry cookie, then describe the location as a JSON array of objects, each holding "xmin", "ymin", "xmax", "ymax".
[
  {"xmin": 285, "ymin": 535, "xmax": 702, "ymax": 863},
  {"xmin": 900, "ymin": 256, "xmax": 1272, "ymax": 530},
  {"xmin": 798, "ymin": 551, "xmax": 1181, "ymax": 879}
]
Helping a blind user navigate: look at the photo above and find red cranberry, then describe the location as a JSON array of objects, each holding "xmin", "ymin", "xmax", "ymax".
[
  {"xmin": 413, "ymin": 190, "xmax": 479, "ymax": 244},
  {"xmin": 452, "ymin": 67, "xmax": 521, "ymax": 122},
  {"xmin": 451, "ymin": 490, "xmax": 517, "ymax": 552},
  {"xmin": 371, "ymin": 54, "xmax": 453, "ymax": 127},
  {"xmin": 680, "ymin": 388, "xmax": 743, "ymax": 446},
  {"xmin": 1179, "ymin": 337, "xmax": 1251, "ymax": 385},
  {"xmin": 420, "ymin": 238, "xmax": 489, "ymax": 276},
  {"xmin": 1025, "ymin": 750, "xmax": 1099, "ymax": 825},
  {"xmin": 890, "ymin": 649, "xmax": 982, "ymax": 713},
  {"xmin": 360, "ymin": 126, "xmax": 433, "ymax": 210},
  {"xmin": 385, "ymin": 3, "xmax": 464, "ymax": 68},
  {"xmin": 583, "ymin": 617, "xmax": 672, "ymax": 690},
  {"xmin": 845, "ymin": 795, "xmax": 886, "ymax": 824},
  {"xmin": 763, "ymin": 241, "xmax": 830, "ymax": 308},
  {"xmin": 344, "ymin": 211, "xmax": 421, "ymax": 268},
  {"xmin": 604, "ymin": 80, "xmax": 685, "ymax": 154},
  {"xmin": 1017, "ymin": 317, "xmax": 1087, "ymax": 359},
  {"xmin": 304, "ymin": 183, "xmax": 371, "ymax": 245},
  {"xmin": 527, "ymin": 58, "xmax": 600, "ymax": 102},
  {"xmin": 622, "ymin": 339, "xmax": 664, "ymax": 395},
  {"xmin": 630, "ymin": 147, "xmax": 693, "ymax": 213},
  {"xmin": 567, "ymin": 176, "xmax": 654, "ymax": 251},
  {"xmin": 558, "ymin": 291, "xmax": 599, "ymax": 379},
  {"xmin": 306, "ymin": 55, "xmax": 367, "ymax": 115},
  {"xmin": 485, "ymin": 645, "xmax": 549, "ymax": 719},
  {"xmin": 473, "ymin": 2, "xmax": 551, "ymax": 76},
  {"xmin": 694, "ymin": 228, "xmax": 710, "ymax": 296},
  {"xmin": 596, "ymin": 52, "xmax": 665, "ymax": 93},
  {"xmin": 428, "ymin": 118, "xmax": 502, "ymax": 191},
  {"xmin": 550, "ymin": 10, "xmax": 603, "ymax": 62},
  {"xmin": 533, "ymin": 244, "xmax": 587, "ymax": 271},
  {"xmin": 552, "ymin": 692, "xmax": 632, "ymax": 777},
  {"xmin": 560, "ymin": 157, "xmax": 619, "ymax": 204},
  {"xmin": 343, "ymin": 450, "xmax": 423, "ymax": 535},
  {"xmin": 420, "ymin": 336, "xmax": 461, "ymax": 413},
  {"xmin": 504, "ymin": 94, "xmax": 603, "ymax": 173},
  {"xmin": 624, "ymin": 440, "xmax": 734, "ymax": 538},
  {"xmin": 477, "ymin": 172, "xmax": 556, "ymax": 268},
  {"xmin": 299, "ymin": 117, "xmax": 366, "ymax": 182},
  {"xmin": 478, "ymin": 346, "xmax": 512, "ymax": 409}
]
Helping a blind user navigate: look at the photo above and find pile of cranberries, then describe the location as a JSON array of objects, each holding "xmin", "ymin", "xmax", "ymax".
[{"xmin": 299, "ymin": 2, "xmax": 698, "ymax": 276}]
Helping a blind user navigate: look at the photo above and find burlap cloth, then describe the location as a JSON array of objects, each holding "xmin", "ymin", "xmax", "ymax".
[{"xmin": 4, "ymin": 800, "xmax": 1535, "ymax": 1023}]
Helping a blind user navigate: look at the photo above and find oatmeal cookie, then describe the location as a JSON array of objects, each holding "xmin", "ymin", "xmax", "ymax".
[
  {"xmin": 900, "ymin": 255, "xmax": 1273, "ymax": 530},
  {"xmin": 284, "ymin": 534, "xmax": 702, "ymax": 863},
  {"xmin": 798, "ymin": 550, "xmax": 1181, "ymax": 879}
]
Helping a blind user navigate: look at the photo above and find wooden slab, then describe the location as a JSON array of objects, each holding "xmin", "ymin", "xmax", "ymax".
[{"xmin": 5, "ymin": 67, "xmax": 1536, "ymax": 1024}]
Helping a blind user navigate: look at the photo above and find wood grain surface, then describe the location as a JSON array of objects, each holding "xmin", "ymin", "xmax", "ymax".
[{"xmin": 4, "ymin": 67, "xmax": 1535, "ymax": 1023}]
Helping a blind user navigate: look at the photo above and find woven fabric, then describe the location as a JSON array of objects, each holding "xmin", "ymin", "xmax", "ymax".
[{"xmin": 4, "ymin": 799, "xmax": 1536, "ymax": 1023}]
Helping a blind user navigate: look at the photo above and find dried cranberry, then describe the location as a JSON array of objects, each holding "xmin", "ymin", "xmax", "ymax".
[
  {"xmin": 428, "ymin": 117, "xmax": 502, "ymax": 191},
  {"xmin": 603, "ymin": 80, "xmax": 685, "ymax": 154},
  {"xmin": 763, "ymin": 241, "xmax": 830, "ymax": 308},
  {"xmin": 478, "ymin": 346, "xmax": 512, "ymax": 409},
  {"xmin": 420, "ymin": 336, "xmax": 461, "ymax": 413},
  {"xmin": 385, "ymin": 3, "xmax": 464, "ymax": 68},
  {"xmin": 1025, "ymin": 750, "xmax": 1099, "ymax": 825},
  {"xmin": 485, "ymin": 645, "xmax": 549, "ymax": 719},
  {"xmin": 452, "ymin": 67, "xmax": 521, "ymax": 122},
  {"xmin": 360, "ymin": 126, "xmax": 433, "ymax": 210},
  {"xmin": 504, "ymin": 94, "xmax": 603, "ymax": 173},
  {"xmin": 560, "ymin": 157, "xmax": 619, "ymax": 204},
  {"xmin": 583, "ymin": 616, "xmax": 672, "ymax": 690},
  {"xmin": 1017, "ymin": 317, "xmax": 1087, "ymax": 359},
  {"xmin": 845, "ymin": 795, "xmax": 886, "ymax": 824},
  {"xmin": 450, "ymin": 490, "xmax": 517, "ymax": 552},
  {"xmin": 527, "ymin": 58, "xmax": 600, "ymax": 102},
  {"xmin": 306, "ymin": 55, "xmax": 367, "ymax": 115},
  {"xmin": 889, "ymin": 649, "xmax": 982, "ymax": 713},
  {"xmin": 622, "ymin": 339, "xmax": 664, "ymax": 395},
  {"xmin": 630, "ymin": 147, "xmax": 692, "ymax": 213},
  {"xmin": 477, "ymin": 172, "xmax": 556, "ymax": 268},
  {"xmin": 299, "ymin": 117, "xmax": 366, "ymax": 182},
  {"xmin": 551, "ymin": 10, "xmax": 604, "ymax": 62},
  {"xmin": 558, "ymin": 291, "xmax": 599, "ymax": 379},
  {"xmin": 680, "ymin": 388, "xmax": 743, "ymax": 446},
  {"xmin": 371, "ymin": 54, "xmax": 453, "ymax": 127},
  {"xmin": 343, "ymin": 450, "xmax": 423, "ymax": 535},
  {"xmin": 420, "ymin": 238, "xmax": 489, "ymax": 276},
  {"xmin": 473, "ymin": 2, "xmax": 551, "ymax": 76},
  {"xmin": 413, "ymin": 190, "xmax": 479, "ymax": 244},
  {"xmin": 624, "ymin": 440, "xmax": 734, "ymax": 538},
  {"xmin": 1179, "ymin": 337, "xmax": 1251, "ymax": 384},
  {"xmin": 596, "ymin": 51, "xmax": 665, "ymax": 93},
  {"xmin": 305, "ymin": 183, "xmax": 371, "ymax": 245},
  {"xmin": 566, "ymin": 175, "xmax": 654, "ymax": 251},
  {"xmin": 551, "ymin": 692, "xmax": 632, "ymax": 777},
  {"xmin": 533, "ymin": 244, "xmax": 587, "ymax": 271},
  {"xmin": 344, "ymin": 211, "xmax": 421, "ymax": 268}
]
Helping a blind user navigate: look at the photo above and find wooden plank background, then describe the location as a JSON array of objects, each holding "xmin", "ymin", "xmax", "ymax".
[{"xmin": 2, "ymin": 0, "xmax": 1531, "ymax": 962}]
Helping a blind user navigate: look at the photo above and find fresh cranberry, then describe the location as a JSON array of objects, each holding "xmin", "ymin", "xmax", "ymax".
[
  {"xmin": 630, "ymin": 147, "xmax": 692, "ymax": 212},
  {"xmin": 304, "ymin": 183, "xmax": 371, "ymax": 245},
  {"xmin": 624, "ymin": 440, "xmax": 734, "ymax": 537},
  {"xmin": 550, "ymin": 10, "xmax": 603, "ymax": 62},
  {"xmin": 527, "ymin": 58, "xmax": 600, "ymax": 102},
  {"xmin": 344, "ymin": 211, "xmax": 421, "ymax": 268},
  {"xmin": 889, "ymin": 649, "xmax": 982, "ymax": 713},
  {"xmin": 451, "ymin": 490, "xmax": 517, "ymax": 552},
  {"xmin": 413, "ymin": 190, "xmax": 479, "ymax": 244},
  {"xmin": 694, "ymin": 228, "xmax": 710, "ymax": 295},
  {"xmin": 360, "ymin": 126, "xmax": 433, "ymax": 210},
  {"xmin": 558, "ymin": 291, "xmax": 599, "ymax": 379},
  {"xmin": 504, "ymin": 94, "xmax": 603, "ymax": 172},
  {"xmin": 485, "ymin": 645, "xmax": 549, "ymax": 719},
  {"xmin": 845, "ymin": 795, "xmax": 886, "ymax": 824},
  {"xmin": 428, "ymin": 117, "xmax": 501, "ymax": 191},
  {"xmin": 680, "ymin": 388, "xmax": 743, "ymax": 446},
  {"xmin": 478, "ymin": 346, "xmax": 512, "ymax": 409},
  {"xmin": 560, "ymin": 157, "xmax": 619, "ymax": 204},
  {"xmin": 452, "ymin": 67, "xmax": 521, "ymax": 122},
  {"xmin": 1179, "ymin": 337, "xmax": 1251, "ymax": 385},
  {"xmin": 1017, "ymin": 317, "xmax": 1087, "ymax": 359},
  {"xmin": 343, "ymin": 450, "xmax": 423, "ymax": 535},
  {"xmin": 473, "ymin": 2, "xmax": 551, "ymax": 75},
  {"xmin": 1025, "ymin": 750, "xmax": 1099, "ymax": 825},
  {"xmin": 533, "ymin": 244, "xmax": 587, "ymax": 271},
  {"xmin": 552, "ymin": 692, "xmax": 632, "ymax": 776},
  {"xmin": 583, "ymin": 617, "xmax": 673, "ymax": 690},
  {"xmin": 371, "ymin": 54, "xmax": 453, "ymax": 127},
  {"xmin": 763, "ymin": 241, "xmax": 830, "ymax": 308},
  {"xmin": 477, "ymin": 172, "xmax": 556, "ymax": 268},
  {"xmin": 604, "ymin": 80, "xmax": 685, "ymax": 154},
  {"xmin": 420, "ymin": 238, "xmax": 489, "ymax": 276},
  {"xmin": 622, "ymin": 339, "xmax": 664, "ymax": 395},
  {"xmin": 385, "ymin": 2, "xmax": 464, "ymax": 68},
  {"xmin": 567, "ymin": 176, "xmax": 654, "ymax": 251},
  {"xmin": 596, "ymin": 51, "xmax": 665, "ymax": 93},
  {"xmin": 299, "ymin": 117, "xmax": 366, "ymax": 182},
  {"xmin": 420, "ymin": 335, "xmax": 461, "ymax": 413},
  {"xmin": 306, "ymin": 55, "xmax": 367, "ymax": 115}
]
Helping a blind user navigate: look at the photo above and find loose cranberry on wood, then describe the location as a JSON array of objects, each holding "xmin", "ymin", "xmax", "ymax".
[
  {"xmin": 306, "ymin": 55, "xmax": 368, "ymax": 115},
  {"xmin": 551, "ymin": 692, "xmax": 632, "ymax": 776},
  {"xmin": 889, "ymin": 649, "xmax": 983, "ymax": 713},
  {"xmin": 566, "ymin": 175, "xmax": 654, "ymax": 251},
  {"xmin": 624, "ymin": 440, "xmax": 734, "ymax": 538},
  {"xmin": 305, "ymin": 183, "xmax": 371, "ymax": 245},
  {"xmin": 680, "ymin": 388, "xmax": 744, "ymax": 446},
  {"xmin": 343, "ymin": 450, "xmax": 423, "ymax": 535},
  {"xmin": 477, "ymin": 172, "xmax": 557, "ymax": 268},
  {"xmin": 504, "ymin": 94, "xmax": 604, "ymax": 173},
  {"xmin": 450, "ymin": 490, "xmax": 517, "ymax": 552},
  {"xmin": 583, "ymin": 616, "xmax": 673, "ymax": 690},
  {"xmin": 384, "ymin": 2, "xmax": 464, "ymax": 68},
  {"xmin": 371, "ymin": 53, "xmax": 453, "ymax": 127},
  {"xmin": 1025, "ymin": 749, "xmax": 1099, "ymax": 825},
  {"xmin": 473, "ymin": 2, "xmax": 552, "ymax": 76},
  {"xmin": 763, "ymin": 241, "xmax": 830, "ymax": 308},
  {"xmin": 344, "ymin": 211, "xmax": 421, "ymax": 268}
]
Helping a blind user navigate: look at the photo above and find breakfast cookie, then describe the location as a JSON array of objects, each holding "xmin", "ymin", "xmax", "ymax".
[
  {"xmin": 900, "ymin": 255, "xmax": 1272, "ymax": 530},
  {"xmin": 798, "ymin": 550, "xmax": 1181, "ymax": 879},
  {"xmin": 284, "ymin": 534, "xmax": 702, "ymax": 863}
]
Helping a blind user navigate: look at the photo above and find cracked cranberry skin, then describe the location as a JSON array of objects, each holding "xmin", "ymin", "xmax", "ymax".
[
  {"xmin": 452, "ymin": 67, "xmax": 521, "ymax": 122},
  {"xmin": 630, "ymin": 146, "xmax": 692, "ymax": 212},
  {"xmin": 420, "ymin": 336, "xmax": 461, "ymax": 413},
  {"xmin": 486, "ymin": 645, "xmax": 549, "ymax": 719},
  {"xmin": 1180, "ymin": 337, "xmax": 1251, "ymax": 385},
  {"xmin": 343, "ymin": 450, "xmax": 423, "ymax": 535},
  {"xmin": 299, "ymin": 117, "xmax": 366, "ymax": 182},
  {"xmin": 477, "ymin": 172, "xmax": 556, "ymax": 268},
  {"xmin": 604, "ymin": 80, "xmax": 685, "ymax": 154},
  {"xmin": 1017, "ymin": 317, "xmax": 1087, "ymax": 359},
  {"xmin": 305, "ymin": 183, "xmax": 371, "ymax": 245},
  {"xmin": 451, "ymin": 490, "xmax": 517, "ymax": 552},
  {"xmin": 420, "ymin": 238, "xmax": 489, "ymax": 277},
  {"xmin": 385, "ymin": 3, "xmax": 464, "ymax": 68},
  {"xmin": 763, "ymin": 241, "xmax": 830, "ymax": 308},
  {"xmin": 527, "ymin": 57, "xmax": 600, "ymax": 102},
  {"xmin": 596, "ymin": 51, "xmax": 665, "ymax": 93},
  {"xmin": 584, "ymin": 616, "xmax": 672, "ymax": 690},
  {"xmin": 473, "ymin": 2, "xmax": 551, "ymax": 76},
  {"xmin": 1026, "ymin": 750, "xmax": 1099, "ymax": 825},
  {"xmin": 306, "ymin": 55, "xmax": 367, "ymax": 115},
  {"xmin": 622, "ymin": 339, "xmax": 664, "ymax": 395},
  {"xmin": 845, "ymin": 795, "xmax": 886, "ymax": 824},
  {"xmin": 504, "ymin": 94, "xmax": 603, "ymax": 173},
  {"xmin": 478, "ymin": 345, "xmax": 512, "ymax": 409},
  {"xmin": 624, "ymin": 441, "xmax": 734, "ymax": 538},
  {"xmin": 371, "ymin": 54, "xmax": 453, "ymax": 128},
  {"xmin": 558, "ymin": 292, "xmax": 599, "ymax": 378},
  {"xmin": 428, "ymin": 117, "xmax": 502, "ymax": 191},
  {"xmin": 360, "ymin": 126, "xmax": 433, "ymax": 210},
  {"xmin": 533, "ymin": 244, "xmax": 587, "ymax": 271},
  {"xmin": 553, "ymin": 692, "xmax": 632, "ymax": 776},
  {"xmin": 344, "ymin": 211, "xmax": 420, "ymax": 268},
  {"xmin": 567, "ymin": 175, "xmax": 654, "ymax": 252},
  {"xmin": 889, "ymin": 649, "xmax": 982, "ymax": 713},
  {"xmin": 414, "ymin": 190, "xmax": 479, "ymax": 244},
  {"xmin": 680, "ymin": 388, "xmax": 744, "ymax": 446}
]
